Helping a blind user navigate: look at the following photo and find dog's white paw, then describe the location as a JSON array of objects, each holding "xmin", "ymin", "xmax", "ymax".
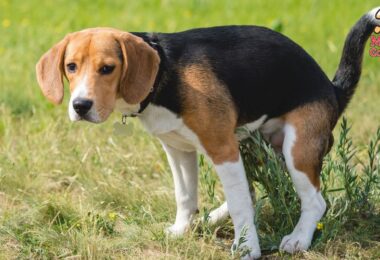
[
  {"xmin": 165, "ymin": 223, "xmax": 189, "ymax": 237},
  {"xmin": 207, "ymin": 202, "xmax": 229, "ymax": 225},
  {"xmin": 246, "ymin": 251, "xmax": 261, "ymax": 260},
  {"xmin": 231, "ymin": 231, "xmax": 261, "ymax": 260},
  {"xmin": 231, "ymin": 242, "xmax": 261, "ymax": 260},
  {"xmin": 280, "ymin": 232, "xmax": 311, "ymax": 254}
]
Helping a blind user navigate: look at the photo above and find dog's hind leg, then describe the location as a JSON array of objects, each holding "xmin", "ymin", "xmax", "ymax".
[
  {"xmin": 207, "ymin": 201, "xmax": 229, "ymax": 225},
  {"xmin": 279, "ymin": 104, "xmax": 331, "ymax": 253},
  {"xmin": 207, "ymin": 183, "xmax": 256, "ymax": 225}
]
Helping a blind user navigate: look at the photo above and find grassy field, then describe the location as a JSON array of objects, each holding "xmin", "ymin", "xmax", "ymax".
[{"xmin": 0, "ymin": 0, "xmax": 379, "ymax": 259}]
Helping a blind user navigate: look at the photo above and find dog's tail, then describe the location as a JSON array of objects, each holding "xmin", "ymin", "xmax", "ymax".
[{"xmin": 333, "ymin": 7, "xmax": 380, "ymax": 115}]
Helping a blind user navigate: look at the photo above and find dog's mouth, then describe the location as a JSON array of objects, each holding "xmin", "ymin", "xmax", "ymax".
[
  {"xmin": 70, "ymin": 114, "xmax": 101, "ymax": 124},
  {"xmin": 76, "ymin": 109, "xmax": 112, "ymax": 124},
  {"xmin": 68, "ymin": 96, "xmax": 114, "ymax": 124},
  {"xmin": 68, "ymin": 104, "xmax": 108, "ymax": 124},
  {"xmin": 78, "ymin": 114, "xmax": 103, "ymax": 124}
]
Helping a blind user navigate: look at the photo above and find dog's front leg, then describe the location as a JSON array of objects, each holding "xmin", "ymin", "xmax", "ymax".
[
  {"xmin": 161, "ymin": 142, "xmax": 198, "ymax": 236},
  {"xmin": 215, "ymin": 154, "xmax": 261, "ymax": 259}
]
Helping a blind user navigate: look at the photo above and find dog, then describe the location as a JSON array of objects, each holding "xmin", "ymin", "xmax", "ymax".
[{"xmin": 36, "ymin": 7, "xmax": 380, "ymax": 259}]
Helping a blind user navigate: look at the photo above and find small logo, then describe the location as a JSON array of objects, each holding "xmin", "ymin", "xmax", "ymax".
[
  {"xmin": 369, "ymin": 9, "xmax": 380, "ymax": 57},
  {"xmin": 375, "ymin": 9, "xmax": 380, "ymax": 34}
]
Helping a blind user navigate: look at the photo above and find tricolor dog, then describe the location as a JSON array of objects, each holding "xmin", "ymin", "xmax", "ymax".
[{"xmin": 36, "ymin": 7, "xmax": 380, "ymax": 259}]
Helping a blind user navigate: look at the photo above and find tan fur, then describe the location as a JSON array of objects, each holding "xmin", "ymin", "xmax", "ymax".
[
  {"xmin": 64, "ymin": 30, "xmax": 124, "ymax": 120},
  {"xmin": 284, "ymin": 102, "xmax": 333, "ymax": 188},
  {"xmin": 36, "ymin": 28, "xmax": 159, "ymax": 121},
  {"xmin": 118, "ymin": 33, "xmax": 160, "ymax": 104},
  {"xmin": 36, "ymin": 36, "xmax": 69, "ymax": 104},
  {"xmin": 180, "ymin": 62, "xmax": 239, "ymax": 164}
]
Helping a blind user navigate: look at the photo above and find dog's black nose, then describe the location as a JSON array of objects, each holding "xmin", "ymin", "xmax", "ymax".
[{"xmin": 73, "ymin": 98, "xmax": 93, "ymax": 116}]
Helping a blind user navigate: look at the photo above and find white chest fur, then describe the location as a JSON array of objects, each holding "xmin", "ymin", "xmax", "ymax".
[
  {"xmin": 139, "ymin": 105, "xmax": 203, "ymax": 152},
  {"xmin": 115, "ymin": 99, "xmax": 201, "ymax": 152},
  {"xmin": 138, "ymin": 105, "xmax": 182, "ymax": 135},
  {"xmin": 114, "ymin": 99, "xmax": 280, "ymax": 153}
]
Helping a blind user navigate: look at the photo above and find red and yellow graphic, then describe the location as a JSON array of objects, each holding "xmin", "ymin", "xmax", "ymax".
[{"xmin": 375, "ymin": 9, "xmax": 380, "ymax": 33}]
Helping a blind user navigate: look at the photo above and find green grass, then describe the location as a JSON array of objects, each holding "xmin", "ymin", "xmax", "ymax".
[{"xmin": 0, "ymin": 0, "xmax": 379, "ymax": 259}]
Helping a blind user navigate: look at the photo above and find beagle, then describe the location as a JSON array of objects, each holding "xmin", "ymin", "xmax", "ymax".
[{"xmin": 36, "ymin": 7, "xmax": 380, "ymax": 259}]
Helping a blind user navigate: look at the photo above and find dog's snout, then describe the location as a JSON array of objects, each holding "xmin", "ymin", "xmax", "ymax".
[{"xmin": 73, "ymin": 98, "xmax": 93, "ymax": 116}]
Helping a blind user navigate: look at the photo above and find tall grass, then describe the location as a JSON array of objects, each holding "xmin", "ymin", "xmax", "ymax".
[{"xmin": 239, "ymin": 118, "xmax": 380, "ymax": 257}]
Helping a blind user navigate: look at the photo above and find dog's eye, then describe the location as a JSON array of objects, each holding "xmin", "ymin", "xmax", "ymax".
[
  {"xmin": 66, "ymin": 63, "xmax": 77, "ymax": 73},
  {"xmin": 99, "ymin": 65, "xmax": 115, "ymax": 75}
]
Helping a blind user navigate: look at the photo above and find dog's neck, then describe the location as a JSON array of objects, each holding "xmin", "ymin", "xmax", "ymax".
[
  {"xmin": 128, "ymin": 32, "xmax": 165, "ymax": 115},
  {"xmin": 114, "ymin": 99, "xmax": 141, "ymax": 116},
  {"xmin": 126, "ymin": 32, "xmax": 182, "ymax": 117}
]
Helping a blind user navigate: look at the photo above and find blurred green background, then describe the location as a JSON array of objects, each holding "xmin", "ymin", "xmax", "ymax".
[{"xmin": 0, "ymin": 0, "xmax": 379, "ymax": 140}]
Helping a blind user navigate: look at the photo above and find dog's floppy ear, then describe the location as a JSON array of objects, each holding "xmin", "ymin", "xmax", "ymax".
[
  {"xmin": 117, "ymin": 33, "xmax": 160, "ymax": 104},
  {"xmin": 36, "ymin": 36, "xmax": 69, "ymax": 105}
]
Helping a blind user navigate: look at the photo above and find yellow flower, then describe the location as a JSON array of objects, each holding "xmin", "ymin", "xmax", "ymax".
[
  {"xmin": 2, "ymin": 19, "xmax": 11, "ymax": 28},
  {"xmin": 317, "ymin": 222, "xmax": 323, "ymax": 230},
  {"xmin": 108, "ymin": 212, "xmax": 117, "ymax": 221},
  {"xmin": 76, "ymin": 223, "xmax": 81, "ymax": 227}
]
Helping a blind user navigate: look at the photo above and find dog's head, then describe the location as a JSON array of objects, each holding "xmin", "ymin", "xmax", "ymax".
[{"xmin": 36, "ymin": 28, "xmax": 160, "ymax": 123}]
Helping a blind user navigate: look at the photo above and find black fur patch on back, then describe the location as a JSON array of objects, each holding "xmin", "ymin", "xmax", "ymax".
[{"xmin": 134, "ymin": 26, "xmax": 337, "ymax": 124}]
